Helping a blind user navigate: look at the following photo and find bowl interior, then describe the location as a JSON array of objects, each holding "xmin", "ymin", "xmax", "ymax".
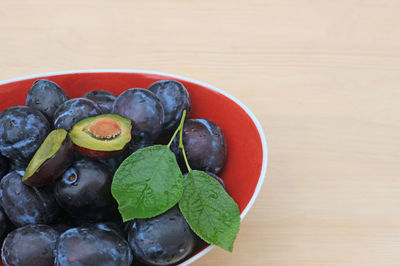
[{"xmin": 0, "ymin": 71, "xmax": 265, "ymax": 264}]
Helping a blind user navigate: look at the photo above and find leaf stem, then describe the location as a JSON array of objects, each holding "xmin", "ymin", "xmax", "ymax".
[
  {"xmin": 179, "ymin": 122, "xmax": 192, "ymax": 172},
  {"xmin": 166, "ymin": 110, "xmax": 192, "ymax": 172},
  {"xmin": 167, "ymin": 110, "xmax": 187, "ymax": 148}
]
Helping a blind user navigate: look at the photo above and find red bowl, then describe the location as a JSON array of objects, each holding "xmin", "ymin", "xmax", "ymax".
[{"xmin": 0, "ymin": 70, "xmax": 268, "ymax": 265}]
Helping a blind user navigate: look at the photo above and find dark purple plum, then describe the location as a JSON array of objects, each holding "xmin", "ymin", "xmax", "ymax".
[
  {"xmin": 53, "ymin": 98, "xmax": 102, "ymax": 131},
  {"xmin": 112, "ymin": 88, "xmax": 164, "ymax": 141},
  {"xmin": 127, "ymin": 206, "xmax": 196, "ymax": 266},
  {"xmin": 55, "ymin": 225, "xmax": 133, "ymax": 266},
  {"xmin": 0, "ymin": 155, "xmax": 8, "ymax": 179},
  {"xmin": 0, "ymin": 106, "xmax": 50, "ymax": 164},
  {"xmin": 0, "ymin": 208, "xmax": 7, "ymax": 237},
  {"xmin": 147, "ymin": 80, "xmax": 191, "ymax": 135},
  {"xmin": 25, "ymin": 79, "xmax": 69, "ymax": 122},
  {"xmin": 1, "ymin": 224, "xmax": 59, "ymax": 266},
  {"xmin": 172, "ymin": 119, "xmax": 226, "ymax": 174},
  {"xmin": 54, "ymin": 159, "xmax": 119, "ymax": 222},
  {"xmin": 0, "ymin": 171, "xmax": 60, "ymax": 227},
  {"xmin": 83, "ymin": 90, "xmax": 116, "ymax": 113}
]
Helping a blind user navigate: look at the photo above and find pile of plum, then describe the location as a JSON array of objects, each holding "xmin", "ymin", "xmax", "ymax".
[{"xmin": 0, "ymin": 79, "xmax": 227, "ymax": 266}]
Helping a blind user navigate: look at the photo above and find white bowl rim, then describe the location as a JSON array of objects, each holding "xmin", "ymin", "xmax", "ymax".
[{"xmin": 0, "ymin": 69, "xmax": 268, "ymax": 265}]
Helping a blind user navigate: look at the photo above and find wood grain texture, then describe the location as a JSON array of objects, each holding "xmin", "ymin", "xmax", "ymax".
[{"xmin": 0, "ymin": 0, "xmax": 400, "ymax": 265}]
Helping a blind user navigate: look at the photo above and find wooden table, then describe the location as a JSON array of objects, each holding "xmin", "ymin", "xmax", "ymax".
[{"xmin": 1, "ymin": 0, "xmax": 399, "ymax": 265}]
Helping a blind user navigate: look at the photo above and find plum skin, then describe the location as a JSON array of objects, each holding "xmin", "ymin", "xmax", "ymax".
[
  {"xmin": 0, "ymin": 171, "xmax": 60, "ymax": 227},
  {"xmin": 25, "ymin": 79, "xmax": 69, "ymax": 122},
  {"xmin": 1, "ymin": 224, "xmax": 59, "ymax": 266},
  {"xmin": 83, "ymin": 90, "xmax": 116, "ymax": 113},
  {"xmin": 147, "ymin": 80, "xmax": 191, "ymax": 135},
  {"xmin": 53, "ymin": 98, "xmax": 102, "ymax": 131},
  {"xmin": 127, "ymin": 206, "xmax": 196, "ymax": 265},
  {"xmin": 0, "ymin": 106, "xmax": 50, "ymax": 164},
  {"xmin": 55, "ymin": 225, "xmax": 133, "ymax": 266},
  {"xmin": 53, "ymin": 159, "xmax": 119, "ymax": 222},
  {"xmin": 112, "ymin": 88, "xmax": 164, "ymax": 141},
  {"xmin": 172, "ymin": 119, "xmax": 227, "ymax": 174}
]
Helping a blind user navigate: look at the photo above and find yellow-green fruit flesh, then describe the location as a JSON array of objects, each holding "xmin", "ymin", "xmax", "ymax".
[
  {"xmin": 69, "ymin": 114, "xmax": 132, "ymax": 152},
  {"xmin": 23, "ymin": 129, "xmax": 68, "ymax": 181}
]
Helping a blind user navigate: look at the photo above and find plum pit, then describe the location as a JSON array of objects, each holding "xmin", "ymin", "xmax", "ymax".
[{"xmin": 88, "ymin": 117, "xmax": 122, "ymax": 140}]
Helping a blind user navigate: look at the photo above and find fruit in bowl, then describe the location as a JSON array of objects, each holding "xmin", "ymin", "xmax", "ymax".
[{"xmin": 0, "ymin": 70, "xmax": 267, "ymax": 265}]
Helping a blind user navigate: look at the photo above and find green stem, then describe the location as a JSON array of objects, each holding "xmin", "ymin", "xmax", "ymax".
[
  {"xmin": 167, "ymin": 110, "xmax": 187, "ymax": 148},
  {"xmin": 179, "ymin": 123, "xmax": 192, "ymax": 172},
  {"xmin": 166, "ymin": 110, "xmax": 192, "ymax": 172}
]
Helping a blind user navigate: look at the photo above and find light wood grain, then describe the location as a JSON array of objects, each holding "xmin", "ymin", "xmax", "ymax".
[{"xmin": 1, "ymin": 0, "xmax": 400, "ymax": 265}]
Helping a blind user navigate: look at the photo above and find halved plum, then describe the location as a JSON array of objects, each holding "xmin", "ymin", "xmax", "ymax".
[
  {"xmin": 22, "ymin": 129, "xmax": 73, "ymax": 187},
  {"xmin": 69, "ymin": 114, "xmax": 132, "ymax": 159}
]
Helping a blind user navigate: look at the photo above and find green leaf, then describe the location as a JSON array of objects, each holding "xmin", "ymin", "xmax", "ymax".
[
  {"xmin": 179, "ymin": 170, "xmax": 240, "ymax": 252},
  {"xmin": 111, "ymin": 145, "xmax": 183, "ymax": 221}
]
